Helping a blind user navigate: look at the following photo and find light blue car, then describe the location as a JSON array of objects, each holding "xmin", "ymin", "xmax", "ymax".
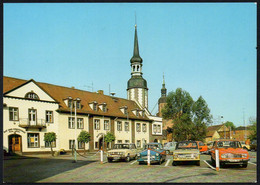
[
  {"xmin": 163, "ymin": 142, "xmax": 177, "ymax": 154},
  {"xmin": 137, "ymin": 143, "xmax": 167, "ymax": 165}
]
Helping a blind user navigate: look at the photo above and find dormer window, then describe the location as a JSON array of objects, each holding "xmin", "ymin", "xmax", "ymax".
[
  {"xmin": 120, "ymin": 106, "xmax": 128, "ymax": 115},
  {"xmin": 93, "ymin": 103, "xmax": 97, "ymax": 111},
  {"xmin": 89, "ymin": 101, "xmax": 98, "ymax": 111},
  {"xmin": 75, "ymin": 98, "xmax": 81, "ymax": 109},
  {"xmin": 136, "ymin": 110, "xmax": 139, "ymax": 117},
  {"xmin": 102, "ymin": 104, "xmax": 107, "ymax": 112},
  {"xmin": 98, "ymin": 103, "xmax": 107, "ymax": 112},
  {"xmin": 25, "ymin": 92, "xmax": 39, "ymax": 100}
]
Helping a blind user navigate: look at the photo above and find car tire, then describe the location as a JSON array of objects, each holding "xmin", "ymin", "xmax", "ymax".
[
  {"xmin": 172, "ymin": 161, "xmax": 177, "ymax": 166},
  {"xmin": 125, "ymin": 155, "xmax": 130, "ymax": 162},
  {"xmin": 242, "ymin": 162, "xmax": 248, "ymax": 168},
  {"xmin": 211, "ymin": 157, "xmax": 216, "ymax": 167},
  {"xmin": 139, "ymin": 161, "xmax": 143, "ymax": 165},
  {"xmin": 107, "ymin": 158, "xmax": 113, "ymax": 163},
  {"xmin": 196, "ymin": 161, "xmax": 200, "ymax": 166},
  {"xmin": 158, "ymin": 158, "xmax": 163, "ymax": 165}
]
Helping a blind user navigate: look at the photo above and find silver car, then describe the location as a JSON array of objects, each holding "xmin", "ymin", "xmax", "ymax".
[{"xmin": 163, "ymin": 142, "xmax": 177, "ymax": 154}]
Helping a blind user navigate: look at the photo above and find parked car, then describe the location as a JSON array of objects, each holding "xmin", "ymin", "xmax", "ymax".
[
  {"xmin": 163, "ymin": 142, "xmax": 177, "ymax": 154},
  {"xmin": 172, "ymin": 141, "xmax": 200, "ymax": 166},
  {"xmin": 207, "ymin": 141, "xmax": 214, "ymax": 154},
  {"xmin": 250, "ymin": 140, "xmax": 257, "ymax": 151},
  {"xmin": 211, "ymin": 140, "xmax": 249, "ymax": 168},
  {"xmin": 137, "ymin": 143, "xmax": 167, "ymax": 165},
  {"xmin": 240, "ymin": 141, "xmax": 250, "ymax": 151},
  {"xmin": 196, "ymin": 141, "xmax": 208, "ymax": 154},
  {"xmin": 107, "ymin": 143, "xmax": 138, "ymax": 162}
]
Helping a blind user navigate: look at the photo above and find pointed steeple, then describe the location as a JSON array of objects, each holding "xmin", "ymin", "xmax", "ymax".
[
  {"xmin": 130, "ymin": 25, "xmax": 143, "ymax": 63},
  {"xmin": 161, "ymin": 73, "xmax": 167, "ymax": 97}
]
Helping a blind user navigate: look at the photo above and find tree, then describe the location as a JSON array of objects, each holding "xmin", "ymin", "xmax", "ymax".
[
  {"xmin": 224, "ymin": 121, "xmax": 236, "ymax": 130},
  {"xmin": 44, "ymin": 132, "xmax": 57, "ymax": 156},
  {"xmin": 104, "ymin": 132, "xmax": 116, "ymax": 149},
  {"xmin": 248, "ymin": 118, "xmax": 257, "ymax": 141},
  {"xmin": 77, "ymin": 130, "xmax": 91, "ymax": 155},
  {"xmin": 191, "ymin": 96, "xmax": 212, "ymax": 141},
  {"xmin": 162, "ymin": 88, "xmax": 212, "ymax": 142}
]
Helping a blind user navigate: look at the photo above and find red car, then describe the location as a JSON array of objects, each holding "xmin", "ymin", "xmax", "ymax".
[
  {"xmin": 211, "ymin": 139, "xmax": 249, "ymax": 168},
  {"xmin": 196, "ymin": 141, "xmax": 208, "ymax": 153}
]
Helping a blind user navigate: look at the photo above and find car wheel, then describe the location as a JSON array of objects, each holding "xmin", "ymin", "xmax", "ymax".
[
  {"xmin": 125, "ymin": 155, "xmax": 130, "ymax": 162},
  {"xmin": 158, "ymin": 158, "xmax": 163, "ymax": 165},
  {"xmin": 107, "ymin": 158, "xmax": 113, "ymax": 163},
  {"xmin": 196, "ymin": 161, "xmax": 200, "ymax": 166},
  {"xmin": 242, "ymin": 162, "xmax": 248, "ymax": 168},
  {"xmin": 211, "ymin": 157, "xmax": 216, "ymax": 167},
  {"xmin": 172, "ymin": 161, "xmax": 177, "ymax": 166},
  {"xmin": 139, "ymin": 161, "xmax": 143, "ymax": 165}
]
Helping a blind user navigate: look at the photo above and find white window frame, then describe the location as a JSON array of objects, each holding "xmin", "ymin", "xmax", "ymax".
[
  {"xmin": 68, "ymin": 117, "xmax": 75, "ymax": 129},
  {"xmin": 77, "ymin": 118, "xmax": 84, "ymax": 129},
  {"xmin": 136, "ymin": 123, "xmax": 141, "ymax": 132},
  {"xmin": 142, "ymin": 123, "xmax": 147, "ymax": 132},
  {"xmin": 46, "ymin": 110, "xmax": 53, "ymax": 123},
  {"xmin": 28, "ymin": 133, "xmax": 39, "ymax": 148},
  {"xmin": 104, "ymin": 120, "xmax": 110, "ymax": 130},
  {"xmin": 125, "ymin": 122, "xmax": 129, "ymax": 131},
  {"xmin": 94, "ymin": 119, "xmax": 100, "ymax": 130},
  {"xmin": 9, "ymin": 107, "xmax": 19, "ymax": 121},
  {"xmin": 117, "ymin": 121, "xmax": 122, "ymax": 131}
]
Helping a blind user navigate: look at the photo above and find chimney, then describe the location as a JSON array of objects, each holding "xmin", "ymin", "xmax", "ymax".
[{"xmin": 97, "ymin": 90, "xmax": 104, "ymax": 95}]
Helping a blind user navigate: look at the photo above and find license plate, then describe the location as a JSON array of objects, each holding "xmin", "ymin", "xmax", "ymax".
[
  {"xmin": 113, "ymin": 157, "xmax": 120, "ymax": 160},
  {"xmin": 229, "ymin": 159, "xmax": 239, "ymax": 162}
]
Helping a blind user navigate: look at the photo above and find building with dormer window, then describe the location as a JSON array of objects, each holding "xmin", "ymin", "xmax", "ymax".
[{"xmin": 3, "ymin": 76, "xmax": 154, "ymax": 154}]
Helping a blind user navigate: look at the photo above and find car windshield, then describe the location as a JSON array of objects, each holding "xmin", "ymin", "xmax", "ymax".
[
  {"xmin": 217, "ymin": 141, "xmax": 241, "ymax": 148},
  {"xmin": 176, "ymin": 141, "xmax": 198, "ymax": 149},
  {"xmin": 145, "ymin": 144, "xmax": 162, "ymax": 150},
  {"xmin": 113, "ymin": 144, "xmax": 130, "ymax": 149}
]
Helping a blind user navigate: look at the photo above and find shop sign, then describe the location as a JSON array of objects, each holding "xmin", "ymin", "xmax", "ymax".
[{"xmin": 4, "ymin": 128, "xmax": 26, "ymax": 134}]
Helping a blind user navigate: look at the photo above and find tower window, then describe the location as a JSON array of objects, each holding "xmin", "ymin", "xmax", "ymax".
[
  {"xmin": 137, "ymin": 65, "xmax": 139, "ymax": 71},
  {"xmin": 133, "ymin": 66, "xmax": 135, "ymax": 72}
]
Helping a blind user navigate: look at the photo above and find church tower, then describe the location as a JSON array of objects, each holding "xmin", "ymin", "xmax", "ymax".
[
  {"xmin": 127, "ymin": 24, "xmax": 148, "ymax": 109},
  {"xmin": 158, "ymin": 74, "xmax": 167, "ymax": 117}
]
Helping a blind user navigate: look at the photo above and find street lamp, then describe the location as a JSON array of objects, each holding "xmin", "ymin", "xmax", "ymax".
[{"xmin": 73, "ymin": 99, "xmax": 77, "ymax": 163}]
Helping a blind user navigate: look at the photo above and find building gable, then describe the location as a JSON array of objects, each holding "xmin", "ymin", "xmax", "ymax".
[{"xmin": 4, "ymin": 79, "xmax": 57, "ymax": 102}]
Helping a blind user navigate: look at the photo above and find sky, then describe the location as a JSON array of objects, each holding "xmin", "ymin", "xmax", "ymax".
[{"xmin": 4, "ymin": 3, "xmax": 257, "ymax": 127}]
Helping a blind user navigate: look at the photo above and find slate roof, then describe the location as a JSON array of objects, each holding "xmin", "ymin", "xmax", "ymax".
[{"xmin": 3, "ymin": 76, "xmax": 151, "ymax": 121}]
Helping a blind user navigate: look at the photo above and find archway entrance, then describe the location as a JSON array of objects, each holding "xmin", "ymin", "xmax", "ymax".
[
  {"xmin": 98, "ymin": 137, "xmax": 104, "ymax": 150},
  {"xmin": 8, "ymin": 134, "xmax": 22, "ymax": 153},
  {"xmin": 154, "ymin": 139, "xmax": 158, "ymax": 143}
]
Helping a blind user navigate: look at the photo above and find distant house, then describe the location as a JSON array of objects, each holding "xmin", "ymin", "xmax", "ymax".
[
  {"xmin": 205, "ymin": 124, "xmax": 230, "ymax": 143},
  {"xmin": 231, "ymin": 126, "xmax": 253, "ymax": 144}
]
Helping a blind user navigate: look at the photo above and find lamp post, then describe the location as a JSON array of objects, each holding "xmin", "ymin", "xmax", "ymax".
[{"xmin": 74, "ymin": 99, "xmax": 77, "ymax": 163}]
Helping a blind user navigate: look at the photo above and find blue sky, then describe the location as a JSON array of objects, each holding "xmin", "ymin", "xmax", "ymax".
[{"xmin": 4, "ymin": 3, "xmax": 256, "ymax": 127}]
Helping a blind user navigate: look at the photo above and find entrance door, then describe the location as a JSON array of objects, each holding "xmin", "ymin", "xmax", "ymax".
[
  {"xmin": 99, "ymin": 137, "xmax": 103, "ymax": 150},
  {"xmin": 9, "ymin": 134, "xmax": 21, "ymax": 153}
]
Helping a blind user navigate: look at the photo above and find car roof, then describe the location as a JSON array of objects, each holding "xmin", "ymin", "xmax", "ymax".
[
  {"xmin": 215, "ymin": 139, "xmax": 238, "ymax": 142},
  {"xmin": 147, "ymin": 142, "xmax": 161, "ymax": 145}
]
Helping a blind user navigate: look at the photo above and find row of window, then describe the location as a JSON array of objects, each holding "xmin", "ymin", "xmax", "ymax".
[
  {"xmin": 94, "ymin": 119, "xmax": 110, "ymax": 130},
  {"xmin": 27, "ymin": 133, "xmax": 85, "ymax": 149},
  {"xmin": 28, "ymin": 133, "xmax": 56, "ymax": 148},
  {"xmin": 68, "ymin": 117, "xmax": 84, "ymax": 129},
  {"xmin": 9, "ymin": 107, "xmax": 54, "ymax": 123}
]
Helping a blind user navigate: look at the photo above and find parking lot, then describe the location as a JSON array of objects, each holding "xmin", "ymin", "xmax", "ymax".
[{"xmin": 3, "ymin": 151, "xmax": 257, "ymax": 183}]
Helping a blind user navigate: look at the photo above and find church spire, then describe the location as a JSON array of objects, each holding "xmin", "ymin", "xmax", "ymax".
[
  {"xmin": 131, "ymin": 25, "xmax": 143, "ymax": 63},
  {"xmin": 161, "ymin": 73, "xmax": 167, "ymax": 97}
]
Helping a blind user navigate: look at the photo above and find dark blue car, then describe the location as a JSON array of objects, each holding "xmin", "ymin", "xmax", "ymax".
[{"xmin": 137, "ymin": 143, "xmax": 167, "ymax": 165}]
